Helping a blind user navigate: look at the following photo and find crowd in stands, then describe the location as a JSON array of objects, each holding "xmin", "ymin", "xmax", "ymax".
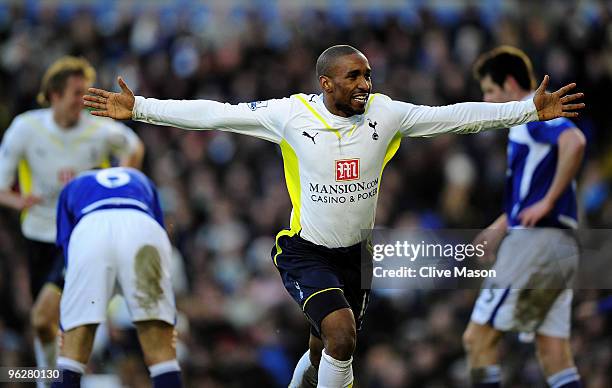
[{"xmin": 0, "ymin": 1, "xmax": 610, "ymax": 386}]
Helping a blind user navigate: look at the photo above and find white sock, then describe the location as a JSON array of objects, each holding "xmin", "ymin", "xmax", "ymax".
[
  {"xmin": 34, "ymin": 338, "xmax": 58, "ymax": 388},
  {"xmin": 547, "ymin": 367, "xmax": 581, "ymax": 388},
  {"xmin": 289, "ymin": 350, "xmax": 314, "ymax": 388},
  {"xmin": 317, "ymin": 349, "xmax": 353, "ymax": 388},
  {"xmin": 57, "ymin": 356, "xmax": 86, "ymax": 374},
  {"xmin": 148, "ymin": 359, "xmax": 181, "ymax": 377}
]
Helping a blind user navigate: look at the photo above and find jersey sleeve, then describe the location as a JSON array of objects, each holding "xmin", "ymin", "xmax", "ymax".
[
  {"xmin": 149, "ymin": 178, "xmax": 165, "ymax": 228},
  {"xmin": 382, "ymin": 95, "xmax": 539, "ymax": 137},
  {"xmin": 0, "ymin": 117, "xmax": 29, "ymax": 190},
  {"xmin": 132, "ymin": 96, "xmax": 293, "ymax": 144},
  {"xmin": 527, "ymin": 118, "xmax": 576, "ymax": 144},
  {"xmin": 56, "ymin": 183, "xmax": 75, "ymax": 257},
  {"xmin": 104, "ymin": 120, "xmax": 141, "ymax": 158}
]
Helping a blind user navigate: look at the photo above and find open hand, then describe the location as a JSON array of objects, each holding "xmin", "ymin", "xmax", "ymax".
[
  {"xmin": 20, "ymin": 194, "xmax": 42, "ymax": 210},
  {"xmin": 473, "ymin": 228, "xmax": 505, "ymax": 264},
  {"xmin": 83, "ymin": 76, "xmax": 135, "ymax": 120},
  {"xmin": 518, "ymin": 198, "xmax": 553, "ymax": 227},
  {"xmin": 533, "ymin": 75, "xmax": 585, "ymax": 121}
]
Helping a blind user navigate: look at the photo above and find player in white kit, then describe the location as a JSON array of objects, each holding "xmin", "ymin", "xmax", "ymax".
[
  {"xmin": 0, "ymin": 56, "xmax": 144, "ymax": 379},
  {"xmin": 84, "ymin": 45, "xmax": 583, "ymax": 388}
]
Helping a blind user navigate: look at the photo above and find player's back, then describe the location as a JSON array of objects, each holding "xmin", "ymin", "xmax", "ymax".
[
  {"xmin": 58, "ymin": 167, "xmax": 176, "ymax": 335},
  {"xmin": 57, "ymin": 167, "xmax": 164, "ymax": 251},
  {"xmin": 63, "ymin": 167, "xmax": 157, "ymax": 212},
  {"xmin": 505, "ymin": 117, "xmax": 578, "ymax": 229}
]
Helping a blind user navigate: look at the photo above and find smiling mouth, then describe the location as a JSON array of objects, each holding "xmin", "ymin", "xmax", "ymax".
[{"xmin": 352, "ymin": 94, "xmax": 368, "ymax": 104}]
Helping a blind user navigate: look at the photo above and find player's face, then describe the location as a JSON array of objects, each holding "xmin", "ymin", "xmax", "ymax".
[
  {"xmin": 51, "ymin": 75, "xmax": 89, "ymax": 127},
  {"xmin": 324, "ymin": 53, "xmax": 372, "ymax": 116},
  {"xmin": 480, "ymin": 74, "xmax": 511, "ymax": 103}
]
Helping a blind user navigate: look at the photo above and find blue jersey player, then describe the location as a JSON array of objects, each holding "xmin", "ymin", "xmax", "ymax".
[
  {"xmin": 464, "ymin": 47, "xmax": 586, "ymax": 388},
  {"xmin": 51, "ymin": 167, "xmax": 182, "ymax": 388}
]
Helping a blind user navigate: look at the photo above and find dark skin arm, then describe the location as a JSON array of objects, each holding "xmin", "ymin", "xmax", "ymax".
[{"xmin": 84, "ymin": 75, "xmax": 584, "ymax": 122}]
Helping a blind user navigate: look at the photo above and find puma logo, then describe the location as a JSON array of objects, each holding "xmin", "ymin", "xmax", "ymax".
[
  {"xmin": 309, "ymin": 94, "xmax": 316, "ymax": 102},
  {"xmin": 302, "ymin": 131, "xmax": 318, "ymax": 144}
]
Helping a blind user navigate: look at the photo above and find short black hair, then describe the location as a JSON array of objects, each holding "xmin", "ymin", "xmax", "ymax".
[
  {"xmin": 473, "ymin": 46, "xmax": 536, "ymax": 91},
  {"xmin": 316, "ymin": 45, "xmax": 363, "ymax": 78}
]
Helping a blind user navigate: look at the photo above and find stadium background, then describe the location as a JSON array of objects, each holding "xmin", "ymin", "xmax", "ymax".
[{"xmin": 0, "ymin": 0, "xmax": 611, "ymax": 387}]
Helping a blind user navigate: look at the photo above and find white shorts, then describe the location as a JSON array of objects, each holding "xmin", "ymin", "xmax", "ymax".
[
  {"xmin": 470, "ymin": 228, "xmax": 579, "ymax": 338},
  {"xmin": 60, "ymin": 209, "xmax": 176, "ymax": 331}
]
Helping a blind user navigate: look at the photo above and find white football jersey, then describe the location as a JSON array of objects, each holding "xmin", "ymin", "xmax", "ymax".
[
  {"xmin": 0, "ymin": 109, "xmax": 140, "ymax": 242},
  {"xmin": 133, "ymin": 93, "xmax": 537, "ymax": 248}
]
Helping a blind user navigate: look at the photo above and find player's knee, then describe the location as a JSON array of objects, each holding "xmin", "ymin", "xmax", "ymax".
[
  {"xmin": 536, "ymin": 336, "xmax": 573, "ymax": 374},
  {"xmin": 536, "ymin": 347, "xmax": 568, "ymax": 375},
  {"xmin": 31, "ymin": 285, "xmax": 61, "ymax": 340},
  {"xmin": 321, "ymin": 312, "xmax": 356, "ymax": 361},
  {"xmin": 135, "ymin": 321, "xmax": 176, "ymax": 367},
  {"xmin": 31, "ymin": 305, "xmax": 56, "ymax": 340},
  {"xmin": 323, "ymin": 329, "xmax": 355, "ymax": 361},
  {"xmin": 462, "ymin": 327, "xmax": 478, "ymax": 353},
  {"xmin": 463, "ymin": 323, "xmax": 496, "ymax": 354}
]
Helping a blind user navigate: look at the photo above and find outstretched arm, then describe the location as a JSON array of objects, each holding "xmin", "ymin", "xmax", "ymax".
[
  {"xmin": 84, "ymin": 77, "xmax": 290, "ymax": 143},
  {"xmin": 532, "ymin": 75, "xmax": 584, "ymax": 120},
  {"xmin": 85, "ymin": 77, "xmax": 135, "ymax": 120},
  {"xmin": 395, "ymin": 76, "xmax": 584, "ymax": 137}
]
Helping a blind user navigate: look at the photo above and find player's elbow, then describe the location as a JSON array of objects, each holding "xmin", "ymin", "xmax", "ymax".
[
  {"xmin": 569, "ymin": 129, "xmax": 586, "ymax": 150},
  {"xmin": 121, "ymin": 140, "xmax": 145, "ymax": 169},
  {"xmin": 559, "ymin": 128, "xmax": 586, "ymax": 158},
  {"xmin": 132, "ymin": 139, "xmax": 146, "ymax": 167}
]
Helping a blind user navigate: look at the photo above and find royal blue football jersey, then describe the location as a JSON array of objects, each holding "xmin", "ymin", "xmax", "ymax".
[
  {"xmin": 56, "ymin": 167, "xmax": 164, "ymax": 256},
  {"xmin": 505, "ymin": 117, "xmax": 578, "ymax": 228}
]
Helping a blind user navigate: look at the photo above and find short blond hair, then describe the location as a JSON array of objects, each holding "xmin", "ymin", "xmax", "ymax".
[{"xmin": 37, "ymin": 56, "xmax": 96, "ymax": 106}]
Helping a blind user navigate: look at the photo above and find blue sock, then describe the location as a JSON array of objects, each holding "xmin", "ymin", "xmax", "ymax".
[
  {"xmin": 51, "ymin": 357, "xmax": 85, "ymax": 388},
  {"xmin": 149, "ymin": 359, "xmax": 182, "ymax": 388},
  {"xmin": 556, "ymin": 383, "xmax": 582, "ymax": 388},
  {"xmin": 51, "ymin": 370, "xmax": 81, "ymax": 388},
  {"xmin": 547, "ymin": 367, "xmax": 582, "ymax": 388},
  {"xmin": 471, "ymin": 365, "xmax": 501, "ymax": 388}
]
